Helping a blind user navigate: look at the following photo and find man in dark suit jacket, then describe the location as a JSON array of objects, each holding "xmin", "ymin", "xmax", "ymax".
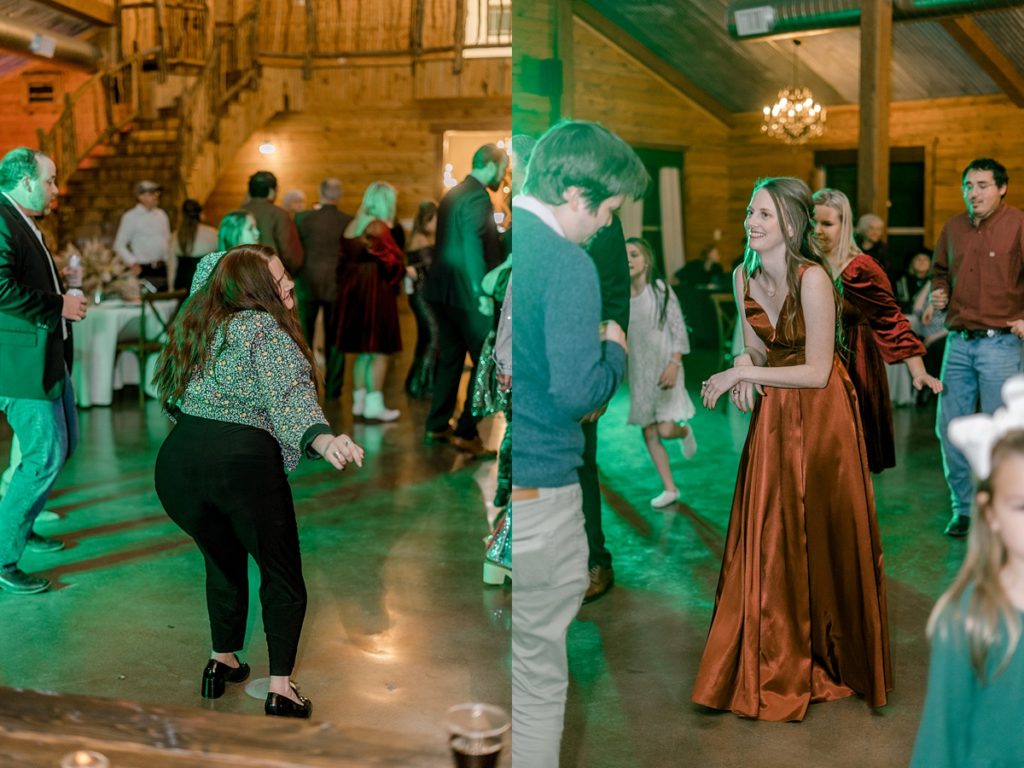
[
  {"xmin": 243, "ymin": 170, "xmax": 304, "ymax": 273},
  {"xmin": 422, "ymin": 144, "xmax": 507, "ymax": 455},
  {"xmin": 295, "ymin": 178, "xmax": 352, "ymax": 396},
  {"xmin": 0, "ymin": 148, "xmax": 87, "ymax": 594}
]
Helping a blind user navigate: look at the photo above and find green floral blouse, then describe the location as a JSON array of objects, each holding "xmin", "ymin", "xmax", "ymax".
[{"xmin": 177, "ymin": 310, "xmax": 331, "ymax": 472}]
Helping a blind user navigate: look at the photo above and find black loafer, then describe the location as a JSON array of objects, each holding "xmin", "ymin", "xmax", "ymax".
[
  {"xmin": 201, "ymin": 657, "xmax": 250, "ymax": 699},
  {"xmin": 0, "ymin": 567, "xmax": 49, "ymax": 594},
  {"xmin": 944, "ymin": 514, "xmax": 971, "ymax": 538},
  {"xmin": 26, "ymin": 533, "xmax": 64, "ymax": 553},
  {"xmin": 265, "ymin": 686, "xmax": 312, "ymax": 718}
]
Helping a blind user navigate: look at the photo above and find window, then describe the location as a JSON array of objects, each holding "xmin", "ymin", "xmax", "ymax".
[
  {"xmin": 21, "ymin": 71, "xmax": 63, "ymax": 113},
  {"xmin": 464, "ymin": 0, "xmax": 511, "ymax": 58}
]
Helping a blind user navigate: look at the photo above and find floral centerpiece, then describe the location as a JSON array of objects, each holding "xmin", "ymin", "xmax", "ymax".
[{"xmin": 54, "ymin": 239, "xmax": 141, "ymax": 302}]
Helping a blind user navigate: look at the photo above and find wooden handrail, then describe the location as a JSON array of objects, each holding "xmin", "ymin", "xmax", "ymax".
[{"xmin": 39, "ymin": 48, "xmax": 156, "ymax": 188}]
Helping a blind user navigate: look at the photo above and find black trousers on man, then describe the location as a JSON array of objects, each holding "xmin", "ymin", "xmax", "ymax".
[
  {"xmin": 155, "ymin": 414, "xmax": 307, "ymax": 676},
  {"xmin": 579, "ymin": 419, "xmax": 611, "ymax": 570},
  {"xmin": 425, "ymin": 302, "xmax": 490, "ymax": 439}
]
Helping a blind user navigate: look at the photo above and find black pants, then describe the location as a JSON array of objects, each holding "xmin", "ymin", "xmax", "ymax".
[
  {"xmin": 426, "ymin": 302, "xmax": 489, "ymax": 439},
  {"xmin": 405, "ymin": 290, "xmax": 439, "ymax": 398},
  {"xmin": 579, "ymin": 418, "xmax": 611, "ymax": 570},
  {"xmin": 154, "ymin": 414, "xmax": 307, "ymax": 676},
  {"xmin": 298, "ymin": 297, "xmax": 345, "ymax": 398}
]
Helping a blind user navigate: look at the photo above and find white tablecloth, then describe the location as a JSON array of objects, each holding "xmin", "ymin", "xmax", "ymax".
[{"xmin": 72, "ymin": 299, "xmax": 178, "ymax": 407}]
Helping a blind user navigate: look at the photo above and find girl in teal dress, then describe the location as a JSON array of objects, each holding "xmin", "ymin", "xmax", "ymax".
[{"xmin": 911, "ymin": 376, "xmax": 1024, "ymax": 767}]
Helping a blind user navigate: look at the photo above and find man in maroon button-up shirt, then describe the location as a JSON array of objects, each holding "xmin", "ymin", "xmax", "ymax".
[{"xmin": 928, "ymin": 158, "xmax": 1024, "ymax": 537}]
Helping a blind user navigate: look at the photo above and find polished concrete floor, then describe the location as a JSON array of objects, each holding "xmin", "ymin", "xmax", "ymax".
[
  {"xmin": 1, "ymin": 317, "xmax": 959, "ymax": 766},
  {"xmin": 563, "ymin": 349, "xmax": 958, "ymax": 768},
  {"xmin": 0, "ymin": 307, "xmax": 510, "ymax": 760}
]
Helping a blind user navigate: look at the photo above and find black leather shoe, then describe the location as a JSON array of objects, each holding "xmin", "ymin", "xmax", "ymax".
[
  {"xmin": 201, "ymin": 657, "xmax": 251, "ymax": 699},
  {"xmin": 0, "ymin": 567, "xmax": 49, "ymax": 594},
  {"xmin": 944, "ymin": 514, "xmax": 971, "ymax": 538},
  {"xmin": 265, "ymin": 685, "xmax": 312, "ymax": 718},
  {"xmin": 26, "ymin": 533, "xmax": 64, "ymax": 553}
]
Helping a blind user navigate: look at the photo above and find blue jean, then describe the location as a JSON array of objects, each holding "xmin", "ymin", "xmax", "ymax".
[
  {"xmin": 936, "ymin": 333, "xmax": 1023, "ymax": 516},
  {"xmin": 0, "ymin": 370, "xmax": 77, "ymax": 568}
]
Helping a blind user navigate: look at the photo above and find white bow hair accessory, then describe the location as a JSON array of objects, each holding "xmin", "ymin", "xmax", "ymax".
[{"xmin": 948, "ymin": 375, "xmax": 1024, "ymax": 480}]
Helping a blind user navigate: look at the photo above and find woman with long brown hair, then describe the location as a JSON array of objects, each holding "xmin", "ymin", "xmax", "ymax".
[
  {"xmin": 153, "ymin": 244, "xmax": 364, "ymax": 718},
  {"xmin": 692, "ymin": 177, "xmax": 891, "ymax": 721}
]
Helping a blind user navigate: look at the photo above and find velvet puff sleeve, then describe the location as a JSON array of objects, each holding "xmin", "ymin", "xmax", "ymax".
[
  {"xmin": 364, "ymin": 219, "xmax": 406, "ymax": 287},
  {"xmin": 843, "ymin": 255, "xmax": 926, "ymax": 363}
]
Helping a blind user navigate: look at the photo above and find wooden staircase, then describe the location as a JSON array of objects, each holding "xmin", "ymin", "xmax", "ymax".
[
  {"xmin": 58, "ymin": 108, "xmax": 182, "ymax": 242},
  {"xmin": 41, "ymin": 8, "xmax": 264, "ymax": 250}
]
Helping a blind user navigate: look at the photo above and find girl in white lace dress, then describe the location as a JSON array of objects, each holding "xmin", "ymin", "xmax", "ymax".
[{"xmin": 626, "ymin": 238, "xmax": 697, "ymax": 508}]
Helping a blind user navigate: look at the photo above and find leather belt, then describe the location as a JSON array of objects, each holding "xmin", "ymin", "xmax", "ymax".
[
  {"xmin": 955, "ymin": 328, "xmax": 1013, "ymax": 340},
  {"xmin": 510, "ymin": 488, "xmax": 540, "ymax": 502}
]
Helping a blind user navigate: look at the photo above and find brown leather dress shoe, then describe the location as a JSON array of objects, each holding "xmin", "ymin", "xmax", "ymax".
[
  {"xmin": 450, "ymin": 435, "xmax": 497, "ymax": 459},
  {"xmin": 424, "ymin": 427, "xmax": 454, "ymax": 445},
  {"xmin": 583, "ymin": 565, "xmax": 614, "ymax": 604}
]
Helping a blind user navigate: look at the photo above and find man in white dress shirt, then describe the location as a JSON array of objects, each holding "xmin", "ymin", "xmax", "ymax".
[{"xmin": 112, "ymin": 179, "xmax": 171, "ymax": 289}]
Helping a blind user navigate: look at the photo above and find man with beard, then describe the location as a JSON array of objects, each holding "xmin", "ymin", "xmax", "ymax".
[{"xmin": 0, "ymin": 148, "xmax": 87, "ymax": 593}]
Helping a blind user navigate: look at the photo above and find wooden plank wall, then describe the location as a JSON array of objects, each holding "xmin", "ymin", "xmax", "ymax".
[
  {"xmin": 512, "ymin": 0, "xmax": 554, "ymax": 138},
  {"xmin": 571, "ymin": 19, "xmax": 731, "ymax": 262},
  {"xmin": 202, "ymin": 64, "xmax": 511, "ymax": 226},
  {"xmin": 729, "ymin": 94, "xmax": 1024, "ymax": 248},
  {"xmin": 0, "ymin": 67, "xmax": 91, "ymax": 154},
  {"xmin": 258, "ymin": 0, "xmax": 455, "ymax": 55}
]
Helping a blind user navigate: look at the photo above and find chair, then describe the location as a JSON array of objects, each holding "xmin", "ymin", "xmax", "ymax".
[
  {"xmin": 115, "ymin": 289, "xmax": 188, "ymax": 405},
  {"xmin": 709, "ymin": 291, "xmax": 737, "ymax": 368}
]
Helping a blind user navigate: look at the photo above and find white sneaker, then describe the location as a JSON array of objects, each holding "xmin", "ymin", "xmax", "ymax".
[
  {"xmin": 680, "ymin": 425, "xmax": 697, "ymax": 460},
  {"xmin": 363, "ymin": 391, "xmax": 400, "ymax": 422},
  {"xmin": 651, "ymin": 489, "xmax": 680, "ymax": 508},
  {"xmin": 352, "ymin": 388, "xmax": 366, "ymax": 417}
]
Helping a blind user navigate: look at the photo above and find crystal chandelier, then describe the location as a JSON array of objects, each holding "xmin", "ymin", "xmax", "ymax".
[{"xmin": 762, "ymin": 40, "xmax": 826, "ymax": 145}]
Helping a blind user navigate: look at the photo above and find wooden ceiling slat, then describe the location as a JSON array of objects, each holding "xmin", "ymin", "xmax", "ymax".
[{"xmin": 573, "ymin": 0, "xmax": 734, "ymax": 126}]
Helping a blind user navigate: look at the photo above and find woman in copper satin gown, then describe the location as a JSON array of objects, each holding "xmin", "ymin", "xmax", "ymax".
[
  {"xmin": 692, "ymin": 177, "xmax": 892, "ymax": 722},
  {"xmin": 812, "ymin": 188, "xmax": 942, "ymax": 472}
]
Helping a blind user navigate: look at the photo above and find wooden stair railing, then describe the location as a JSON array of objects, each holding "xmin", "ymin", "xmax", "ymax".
[{"xmin": 37, "ymin": 49, "xmax": 155, "ymax": 191}]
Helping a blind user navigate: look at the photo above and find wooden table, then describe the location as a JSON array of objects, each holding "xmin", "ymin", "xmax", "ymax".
[{"xmin": 71, "ymin": 299, "xmax": 177, "ymax": 407}]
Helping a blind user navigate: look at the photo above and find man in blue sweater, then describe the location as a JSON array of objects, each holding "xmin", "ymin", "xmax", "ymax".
[{"xmin": 511, "ymin": 121, "xmax": 648, "ymax": 767}]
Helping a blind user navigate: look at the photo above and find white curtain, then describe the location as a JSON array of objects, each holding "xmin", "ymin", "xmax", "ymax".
[
  {"xmin": 659, "ymin": 166, "xmax": 685, "ymax": 278},
  {"xmin": 618, "ymin": 197, "xmax": 643, "ymax": 240}
]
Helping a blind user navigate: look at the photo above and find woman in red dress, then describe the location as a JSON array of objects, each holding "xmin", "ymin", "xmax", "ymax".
[
  {"xmin": 692, "ymin": 177, "xmax": 891, "ymax": 722},
  {"xmin": 335, "ymin": 181, "xmax": 406, "ymax": 421},
  {"xmin": 812, "ymin": 188, "xmax": 942, "ymax": 472}
]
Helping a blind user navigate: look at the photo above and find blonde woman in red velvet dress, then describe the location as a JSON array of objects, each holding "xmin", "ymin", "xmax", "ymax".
[
  {"xmin": 335, "ymin": 181, "xmax": 406, "ymax": 421},
  {"xmin": 812, "ymin": 188, "xmax": 943, "ymax": 472},
  {"xmin": 692, "ymin": 177, "xmax": 891, "ymax": 722}
]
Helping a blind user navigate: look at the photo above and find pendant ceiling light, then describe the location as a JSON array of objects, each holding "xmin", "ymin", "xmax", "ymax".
[{"xmin": 761, "ymin": 39, "xmax": 826, "ymax": 145}]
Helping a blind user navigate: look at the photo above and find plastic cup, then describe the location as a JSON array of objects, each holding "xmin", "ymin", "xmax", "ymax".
[{"xmin": 444, "ymin": 702, "xmax": 510, "ymax": 768}]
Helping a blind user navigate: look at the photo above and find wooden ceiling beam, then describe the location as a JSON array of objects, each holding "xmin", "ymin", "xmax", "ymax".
[
  {"xmin": 941, "ymin": 16, "xmax": 1024, "ymax": 108},
  {"xmin": 32, "ymin": 0, "xmax": 114, "ymax": 26},
  {"xmin": 572, "ymin": 0, "xmax": 734, "ymax": 127}
]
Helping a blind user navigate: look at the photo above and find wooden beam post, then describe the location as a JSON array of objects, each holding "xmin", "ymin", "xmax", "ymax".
[
  {"xmin": 303, "ymin": 0, "xmax": 316, "ymax": 80},
  {"xmin": 941, "ymin": 17, "xmax": 1024, "ymax": 109},
  {"xmin": 858, "ymin": 0, "xmax": 892, "ymax": 225},
  {"xmin": 555, "ymin": 0, "xmax": 574, "ymax": 122}
]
